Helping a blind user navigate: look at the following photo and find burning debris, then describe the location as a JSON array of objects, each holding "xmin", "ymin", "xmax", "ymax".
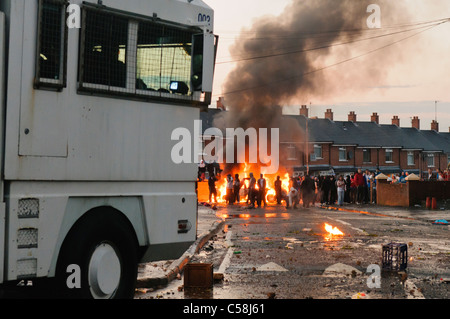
[
  {"xmin": 324, "ymin": 223, "xmax": 344, "ymax": 236},
  {"xmin": 199, "ymin": 168, "xmax": 319, "ymax": 210},
  {"xmin": 215, "ymin": 171, "xmax": 291, "ymax": 205}
]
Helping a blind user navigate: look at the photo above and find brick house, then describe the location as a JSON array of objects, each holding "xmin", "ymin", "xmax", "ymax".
[
  {"xmin": 284, "ymin": 107, "xmax": 450, "ymax": 177},
  {"xmin": 199, "ymin": 104, "xmax": 450, "ymax": 179}
]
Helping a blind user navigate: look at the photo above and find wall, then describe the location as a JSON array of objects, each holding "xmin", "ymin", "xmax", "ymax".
[
  {"xmin": 377, "ymin": 180, "xmax": 450, "ymax": 207},
  {"xmin": 408, "ymin": 180, "xmax": 450, "ymax": 203},
  {"xmin": 376, "ymin": 181, "xmax": 410, "ymax": 207}
]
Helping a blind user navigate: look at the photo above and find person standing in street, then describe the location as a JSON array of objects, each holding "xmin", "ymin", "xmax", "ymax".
[
  {"xmin": 233, "ymin": 173, "xmax": 242, "ymax": 203},
  {"xmin": 426, "ymin": 168, "xmax": 437, "ymax": 181},
  {"xmin": 226, "ymin": 174, "xmax": 234, "ymax": 205},
  {"xmin": 336, "ymin": 175, "xmax": 346, "ymax": 206},
  {"xmin": 257, "ymin": 174, "xmax": 267, "ymax": 207},
  {"xmin": 329, "ymin": 175, "xmax": 337, "ymax": 205},
  {"xmin": 198, "ymin": 159, "xmax": 206, "ymax": 181},
  {"xmin": 344, "ymin": 175, "xmax": 351, "ymax": 203},
  {"xmin": 208, "ymin": 174, "xmax": 218, "ymax": 203},
  {"xmin": 321, "ymin": 176, "xmax": 331, "ymax": 205},
  {"xmin": 247, "ymin": 173, "xmax": 256, "ymax": 207},
  {"xmin": 274, "ymin": 176, "xmax": 282, "ymax": 205},
  {"xmin": 354, "ymin": 169, "xmax": 365, "ymax": 204},
  {"xmin": 300, "ymin": 175, "xmax": 315, "ymax": 208},
  {"xmin": 287, "ymin": 187, "xmax": 299, "ymax": 209}
]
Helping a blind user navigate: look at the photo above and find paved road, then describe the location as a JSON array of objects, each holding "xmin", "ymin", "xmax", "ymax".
[{"xmin": 137, "ymin": 203, "xmax": 449, "ymax": 300}]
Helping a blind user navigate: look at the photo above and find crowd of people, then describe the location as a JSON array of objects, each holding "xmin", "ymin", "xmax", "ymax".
[
  {"xmin": 205, "ymin": 172, "xmax": 270, "ymax": 207},
  {"xmin": 282, "ymin": 168, "xmax": 379, "ymax": 209},
  {"xmin": 202, "ymin": 163, "xmax": 450, "ymax": 208},
  {"xmin": 205, "ymin": 168, "xmax": 379, "ymax": 209}
]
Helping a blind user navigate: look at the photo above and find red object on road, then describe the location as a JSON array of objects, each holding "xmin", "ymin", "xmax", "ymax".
[
  {"xmin": 426, "ymin": 197, "xmax": 431, "ymax": 209},
  {"xmin": 431, "ymin": 197, "xmax": 437, "ymax": 210}
]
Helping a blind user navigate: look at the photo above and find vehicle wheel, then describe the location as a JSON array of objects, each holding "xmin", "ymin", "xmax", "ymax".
[{"xmin": 55, "ymin": 209, "xmax": 138, "ymax": 299}]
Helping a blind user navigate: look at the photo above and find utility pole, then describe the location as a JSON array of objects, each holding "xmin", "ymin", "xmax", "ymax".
[
  {"xmin": 305, "ymin": 117, "xmax": 309, "ymax": 176},
  {"xmin": 306, "ymin": 102, "xmax": 312, "ymax": 176}
]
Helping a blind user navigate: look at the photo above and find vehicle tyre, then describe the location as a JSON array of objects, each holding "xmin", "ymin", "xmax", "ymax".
[{"xmin": 55, "ymin": 209, "xmax": 138, "ymax": 299}]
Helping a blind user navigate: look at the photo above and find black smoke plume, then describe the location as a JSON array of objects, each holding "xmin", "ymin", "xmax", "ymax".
[{"xmin": 213, "ymin": 0, "xmax": 413, "ymax": 174}]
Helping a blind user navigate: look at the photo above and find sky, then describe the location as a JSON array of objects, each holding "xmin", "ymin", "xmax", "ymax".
[{"xmin": 203, "ymin": 0, "xmax": 450, "ymax": 132}]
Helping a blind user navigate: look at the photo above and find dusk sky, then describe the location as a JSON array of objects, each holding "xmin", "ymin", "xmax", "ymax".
[{"xmin": 203, "ymin": 0, "xmax": 450, "ymax": 132}]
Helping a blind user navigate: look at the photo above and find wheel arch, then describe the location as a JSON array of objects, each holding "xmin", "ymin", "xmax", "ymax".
[{"xmin": 48, "ymin": 197, "xmax": 149, "ymax": 278}]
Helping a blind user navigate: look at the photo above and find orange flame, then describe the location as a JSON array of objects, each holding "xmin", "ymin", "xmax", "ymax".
[
  {"xmin": 216, "ymin": 171, "xmax": 291, "ymax": 204},
  {"xmin": 324, "ymin": 223, "xmax": 344, "ymax": 236}
]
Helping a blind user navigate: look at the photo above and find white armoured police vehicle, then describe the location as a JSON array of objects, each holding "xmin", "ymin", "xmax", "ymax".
[{"xmin": 0, "ymin": 0, "xmax": 216, "ymax": 298}]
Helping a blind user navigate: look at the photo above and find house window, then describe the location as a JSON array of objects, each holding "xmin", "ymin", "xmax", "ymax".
[
  {"xmin": 407, "ymin": 152, "xmax": 415, "ymax": 166},
  {"xmin": 287, "ymin": 145, "xmax": 297, "ymax": 160},
  {"xmin": 339, "ymin": 147, "xmax": 347, "ymax": 162},
  {"xmin": 363, "ymin": 149, "xmax": 371, "ymax": 163},
  {"xmin": 427, "ymin": 153, "xmax": 435, "ymax": 167},
  {"xmin": 314, "ymin": 144, "xmax": 322, "ymax": 159},
  {"xmin": 35, "ymin": 0, "xmax": 68, "ymax": 90},
  {"xmin": 385, "ymin": 149, "xmax": 393, "ymax": 163}
]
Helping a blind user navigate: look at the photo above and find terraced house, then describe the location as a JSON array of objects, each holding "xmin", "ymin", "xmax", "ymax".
[
  {"xmin": 199, "ymin": 103, "xmax": 450, "ymax": 178},
  {"xmin": 285, "ymin": 106, "xmax": 450, "ymax": 177}
]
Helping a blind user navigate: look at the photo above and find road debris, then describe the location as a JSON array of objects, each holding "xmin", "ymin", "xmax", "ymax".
[
  {"xmin": 323, "ymin": 263, "xmax": 362, "ymax": 277},
  {"xmin": 351, "ymin": 292, "xmax": 369, "ymax": 299},
  {"xmin": 256, "ymin": 262, "xmax": 288, "ymax": 272}
]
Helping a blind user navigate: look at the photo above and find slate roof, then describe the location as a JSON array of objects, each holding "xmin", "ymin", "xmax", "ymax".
[
  {"xmin": 200, "ymin": 109, "xmax": 450, "ymax": 154},
  {"xmin": 300, "ymin": 116, "xmax": 450, "ymax": 154}
]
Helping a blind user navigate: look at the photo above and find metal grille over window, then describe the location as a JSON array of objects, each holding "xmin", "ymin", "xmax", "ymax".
[
  {"xmin": 35, "ymin": 0, "xmax": 68, "ymax": 89},
  {"xmin": 16, "ymin": 259, "xmax": 38, "ymax": 279},
  {"xmin": 81, "ymin": 10, "xmax": 129, "ymax": 90},
  {"xmin": 79, "ymin": 6, "xmax": 208, "ymax": 104},
  {"xmin": 17, "ymin": 229, "xmax": 39, "ymax": 249},
  {"xmin": 136, "ymin": 22, "xmax": 193, "ymax": 98},
  {"xmin": 18, "ymin": 198, "xmax": 40, "ymax": 219}
]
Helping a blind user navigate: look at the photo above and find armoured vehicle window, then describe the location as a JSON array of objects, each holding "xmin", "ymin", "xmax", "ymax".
[
  {"xmin": 35, "ymin": 0, "xmax": 68, "ymax": 90},
  {"xmin": 82, "ymin": 10, "xmax": 129, "ymax": 89},
  {"xmin": 136, "ymin": 21, "xmax": 193, "ymax": 95},
  {"xmin": 78, "ymin": 5, "xmax": 207, "ymax": 104}
]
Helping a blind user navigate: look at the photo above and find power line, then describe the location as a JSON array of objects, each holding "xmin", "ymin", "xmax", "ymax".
[
  {"xmin": 216, "ymin": 21, "xmax": 445, "ymax": 65},
  {"xmin": 214, "ymin": 20, "xmax": 448, "ymax": 98},
  {"xmin": 215, "ymin": 17, "xmax": 450, "ymax": 39}
]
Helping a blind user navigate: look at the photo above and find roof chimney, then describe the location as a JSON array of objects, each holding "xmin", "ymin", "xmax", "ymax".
[
  {"xmin": 392, "ymin": 115, "xmax": 400, "ymax": 127},
  {"xmin": 348, "ymin": 111, "xmax": 357, "ymax": 122},
  {"xmin": 325, "ymin": 109, "xmax": 334, "ymax": 121},
  {"xmin": 300, "ymin": 105, "xmax": 309, "ymax": 118},
  {"xmin": 431, "ymin": 120, "xmax": 439, "ymax": 132},
  {"xmin": 371, "ymin": 112, "xmax": 379, "ymax": 124},
  {"xmin": 412, "ymin": 116, "xmax": 420, "ymax": 130}
]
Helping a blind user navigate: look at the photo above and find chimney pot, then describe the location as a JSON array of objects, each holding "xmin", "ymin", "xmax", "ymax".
[
  {"xmin": 348, "ymin": 111, "xmax": 357, "ymax": 122},
  {"xmin": 392, "ymin": 115, "xmax": 400, "ymax": 127},
  {"xmin": 371, "ymin": 112, "xmax": 379, "ymax": 124},
  {"xmin": 300, "ymin": 105, "xmax": 309, "ymax": 118},
  {"xmin": 412, "ymin": 116, "xmax": 420, "ymax": 130},
  {"xmin": 431, "ymin": 120, "xmax": 439, "ymax": 132}
]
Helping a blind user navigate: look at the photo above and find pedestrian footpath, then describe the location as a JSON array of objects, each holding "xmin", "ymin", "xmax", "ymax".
[{"xmin": 136, "ymin": 205, "xmax": 224, "ymax": 289}]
